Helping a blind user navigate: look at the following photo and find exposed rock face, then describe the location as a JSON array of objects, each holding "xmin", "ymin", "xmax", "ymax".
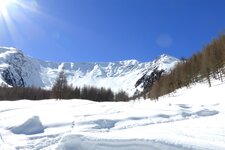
[{"xmin": 135, "ymin": 67, "xmax": 165, "ymax": 91}]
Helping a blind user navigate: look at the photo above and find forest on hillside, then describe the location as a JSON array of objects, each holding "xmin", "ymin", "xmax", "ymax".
[{"xmin": 149, "ymin": 34, "xmax": 225, "ymax": 99}]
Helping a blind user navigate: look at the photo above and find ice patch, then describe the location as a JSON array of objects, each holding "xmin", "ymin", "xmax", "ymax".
[{"xmin": 10, "ymin": 116, "xmax": 44, "ymax": 135}]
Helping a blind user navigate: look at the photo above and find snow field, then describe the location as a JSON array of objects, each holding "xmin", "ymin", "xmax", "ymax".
[{"xmin": 0, "ymin": 79, "xmax": 225, "ymax": 149}]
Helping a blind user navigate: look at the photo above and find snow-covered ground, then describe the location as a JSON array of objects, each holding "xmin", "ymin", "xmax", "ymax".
[{"xmin": 0, "ymin": 79, "xmax": 225, "ymax": 150}]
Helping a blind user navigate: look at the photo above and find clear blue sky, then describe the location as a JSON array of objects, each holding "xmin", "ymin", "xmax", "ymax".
[{"xmin": 0, "ymin": 0, "xmax": 225, "ymax": 62}]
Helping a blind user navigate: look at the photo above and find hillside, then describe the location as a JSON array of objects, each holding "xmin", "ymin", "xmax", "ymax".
[{"xmin": 149, "ymin": 34, "xmax": 225, "ymax": 99}]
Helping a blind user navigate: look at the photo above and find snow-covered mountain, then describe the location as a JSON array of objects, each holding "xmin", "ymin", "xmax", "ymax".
[{"xmin": 0, "ymin": 47, "xmax": 179, "ymax": 95}]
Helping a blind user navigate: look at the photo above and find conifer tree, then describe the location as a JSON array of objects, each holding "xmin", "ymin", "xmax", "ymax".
[{"xmin": 52, "ymin": 69, "xmax": 68, "ymax": 100}]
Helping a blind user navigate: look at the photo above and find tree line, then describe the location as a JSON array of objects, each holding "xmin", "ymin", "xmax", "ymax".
[
  {"xmin": 0, "ymin": 85, "xmax": 51, "ymax": 100},
  {"xmin": 0, "ymin": 70, "xmax": 130, "ymax": 102},
  {"xmin": 149, "ymin": 33, "xmax": 225, "ymax": 99},
  {"xmin": 51, "ymin": 70, "xmax": 130, "ymax": 101}
]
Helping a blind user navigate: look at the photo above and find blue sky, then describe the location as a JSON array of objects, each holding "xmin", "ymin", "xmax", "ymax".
[{"xmin": 0, "ymin": 0, "xmax": 225, "ymax": 62}]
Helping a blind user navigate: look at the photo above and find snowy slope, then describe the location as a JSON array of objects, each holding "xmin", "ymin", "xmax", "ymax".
[
  {"xmin": 0, "ymin": 79, "xmax": 225, "ymax": 150},
  {"xmin": 0, "ymin": 47, "xmax": 44, "ymax": 87},
  {"xmin": 0, "ymin": 47, "xmax": 179, "ymax": 95}
]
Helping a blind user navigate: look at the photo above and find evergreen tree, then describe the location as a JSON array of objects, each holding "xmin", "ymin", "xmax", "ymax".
[{"xmin": 52, "ymin": 69, "xmax": 68, "ymax": 100}]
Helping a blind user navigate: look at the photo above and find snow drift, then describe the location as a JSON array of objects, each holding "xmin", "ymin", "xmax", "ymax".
[
  {"xmin": 10, "ymin": 116, "xmax": 44, "ymax": 135},
  {"xmin": 0, "ymin": 79, "xmax": 225, "ymax": 149}
]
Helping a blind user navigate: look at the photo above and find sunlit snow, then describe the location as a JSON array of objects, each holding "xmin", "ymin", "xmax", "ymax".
[
  {"xmin": 0, "ymin": 47, "xmax": 179, "ymax": 96},
  {"xmin": 0, "ymin": 79, "xmax": 225, "ymax": 149}
]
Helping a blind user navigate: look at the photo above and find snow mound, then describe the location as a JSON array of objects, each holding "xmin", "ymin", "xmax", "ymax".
[{"xmin": 10, "ymin": 116, "xmax": 44, "ymax": 135}]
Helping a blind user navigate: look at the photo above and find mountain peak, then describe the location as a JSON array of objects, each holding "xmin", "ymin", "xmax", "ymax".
[
  {"xmin": 154, "ymin": 54, "xmax": 179, "ymax": 63},
  {"xmin": 157, "ymin": 53, "xmax": 176, "ymax": 59},
  {"xmin": 0, "ymin": 47, "xmax": 22, "ymax": 54}
]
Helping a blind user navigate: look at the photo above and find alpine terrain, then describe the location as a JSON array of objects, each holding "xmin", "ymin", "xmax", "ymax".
[{"xmin": 0, "ymin": 47, "xmax": 179, "ymax": 95}]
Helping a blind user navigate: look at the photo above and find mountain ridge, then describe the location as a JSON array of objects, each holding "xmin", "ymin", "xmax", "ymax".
[{"xmin": 0, "ymin": 47, "xmax": 179, "ymax": 95}]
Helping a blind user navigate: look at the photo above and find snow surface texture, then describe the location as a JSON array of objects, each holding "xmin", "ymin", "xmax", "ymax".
[
  {"xmin": 10, "ymin": 116, "xmax": 44, "ymax": 135},
  {"xmin": 0, "ymin": 47, "xmax": 179, "ymax": 95},
  {"xmin": 0, "ymin": 79, "xmax": 225, "ymax": 150}
]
